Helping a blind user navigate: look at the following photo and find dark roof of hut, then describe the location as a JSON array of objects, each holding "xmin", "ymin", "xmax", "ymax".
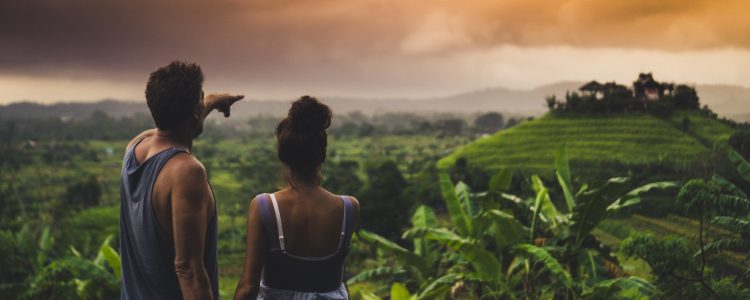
[{"xmin": 580, "ymin": 80, "xmax": 603, "ymax": 91}]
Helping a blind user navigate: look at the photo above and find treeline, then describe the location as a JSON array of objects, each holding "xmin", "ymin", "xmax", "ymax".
[
  {"xmin": 0, "ymin": 110, "xmax": 526, "ymax": 141},
  {"xmin": 546, "ymin": 84, "xmax": 700, "ymax": 116}
]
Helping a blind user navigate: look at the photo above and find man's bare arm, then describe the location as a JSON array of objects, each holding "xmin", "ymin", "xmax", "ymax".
[
  {"xmin": 203, "ymin": 93, "xmax": 244, "ymax": 119},
  {"xmin": 171, "ymin": 156, "xmax": 214, "ymax": 300}
]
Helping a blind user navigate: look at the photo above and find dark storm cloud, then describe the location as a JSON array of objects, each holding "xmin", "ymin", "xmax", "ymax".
[
  {"xmin": 0, "ymin": 0, "xmax": 416, "ymax": 81},
  {"xmin": 1, "ymin": 0, "xmax": 748, "ymax": 80}
]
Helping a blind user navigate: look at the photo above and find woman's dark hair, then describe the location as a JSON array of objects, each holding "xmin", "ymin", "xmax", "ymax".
[{"xmin": 276, "ymin": 96, "xmax": 332, "ymax": 184}]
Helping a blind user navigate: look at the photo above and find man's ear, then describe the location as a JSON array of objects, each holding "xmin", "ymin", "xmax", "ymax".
[{"xmin": 192, "ymin": 101, "xmax": 203, "ymax": 120}]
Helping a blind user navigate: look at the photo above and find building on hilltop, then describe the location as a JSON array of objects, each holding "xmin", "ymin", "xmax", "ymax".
[
  {"xmin": 633, "ymin": 73, "xmax": 674, "ymax": 101},
  {"xmin": 579, "ymin": 80, "xmax": 631, "ymax": 100},
  {"xmin": 560, "ymin": 73, "xmax": 697, "ymax": 113}
]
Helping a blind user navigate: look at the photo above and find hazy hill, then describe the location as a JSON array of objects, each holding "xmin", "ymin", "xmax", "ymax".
[
  {"xmin": 1, "ymin": 82, "xmax": 747, "ymax": 121},
  {"xmin": 438, "ymin": 110, "xmax": 735, "ymax": 177}
]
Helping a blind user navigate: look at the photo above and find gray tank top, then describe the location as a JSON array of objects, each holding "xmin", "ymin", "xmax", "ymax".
[{"xmin": 119, "ymin": 139, "xmax": 219, "ymax": 299}]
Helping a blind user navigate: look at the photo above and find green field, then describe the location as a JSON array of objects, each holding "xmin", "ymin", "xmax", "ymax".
[
  {"xmin": 3, "ymin": 109, "xmax": 748, "ymax": 298},
  {"xmin": 594, "ymin": 214, "xmax": 748, "ymax": 278},
  {"xmin": 438, "ymin": 111, "xmax": 734, "ymax": 175},
  {"xmin": 0, "ymin": 134, "xmax": 467, "ymax": 298}
]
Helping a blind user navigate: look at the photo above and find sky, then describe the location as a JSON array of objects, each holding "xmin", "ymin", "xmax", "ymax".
[{"xmin": 1, "ymin": 0, "xmax": 750, "ymax": 104}]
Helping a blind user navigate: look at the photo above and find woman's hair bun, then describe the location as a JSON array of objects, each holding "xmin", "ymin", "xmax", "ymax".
[{"xmin": 288, "ymin": 95, "xmax": 331, "ymax": 132}]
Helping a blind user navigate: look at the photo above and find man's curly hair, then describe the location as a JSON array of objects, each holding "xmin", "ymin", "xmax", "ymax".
[{"xmin": 145, "ymin": 61, "xmax": 204, "ymax": 130}]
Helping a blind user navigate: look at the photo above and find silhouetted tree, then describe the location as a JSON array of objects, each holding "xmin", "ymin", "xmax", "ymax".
[
  {"xmin": 473, "ymin": 112, "xmax": 504, "ymax": 134},
  {"xmin": 436, "ymin": 119, "xmax": 465, "ymax": 136},
  {"xmin": 673, "ymin": 85, "xmax": 700, "ymax": 109},
  {"xmin": 359, "ymin": 160, "xmax": 411, "ymax": 240},
  {"xmin": 64, "ymin": 175, "xmax": 102, "ymax": 209},
  {"xmin": 323, "ymin": 160, "xmax": 362, "ymax": 196},
  {"xmin": 730, "ymin": 130, "xmax": 750, "ymax": 159}
]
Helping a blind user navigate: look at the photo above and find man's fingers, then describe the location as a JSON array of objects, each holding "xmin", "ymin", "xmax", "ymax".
[
  {"xmin": 231, "ymin": 95, "xmax": 244, "ymax": 103},
  {"xmin": 223, "ymin": 108, "xmax": 231, "ymax": 117}
]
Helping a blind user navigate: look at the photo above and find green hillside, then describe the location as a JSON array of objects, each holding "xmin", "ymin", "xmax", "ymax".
[{"xmin": 438, "ymin": 110, "xmax": 735, "ymax": 176}]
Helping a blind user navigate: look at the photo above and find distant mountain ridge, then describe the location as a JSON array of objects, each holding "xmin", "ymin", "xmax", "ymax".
[{"xmin": 1, "ymin": 82, "xmax": 747, "ymax": 121}]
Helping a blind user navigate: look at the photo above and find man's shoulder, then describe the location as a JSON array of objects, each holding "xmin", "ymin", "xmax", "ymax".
[
  {"xmin": 164, "ymin": 153, "xmax": 206, "ymax": 181},
  {"xmin": 125, "ymin": 129, "xmax": 157, "ymax": 150}
]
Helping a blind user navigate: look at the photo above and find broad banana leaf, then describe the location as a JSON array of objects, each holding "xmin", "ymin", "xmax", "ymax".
[
  {"xmin": 555, "ymin": 144, "xmax": 576, "ymax": 212},
  {"xmin": 607, "ymin": 181, "xmax": 680, "ymax": 212},
  {"xmin": 515, "ymin": 244, "xmax": 573, "ymax": 289},
  {"xmin": 415, "ymin": 273, "xmax": 458, "ymax": 300},
  {"xmin": 570, "ymin": 177, "xmax": 630, "ymax": 247},
  {"xmin": 94, "ymin": 235, "xmax": 121, "ymax": 280},
  {"xmin": 439, "ymin": 173, "xmax": 472, "ymax": 236},
  {"xmin": 455, "ymin": 181, "xmax": 476, "ymax": 221},
  {"xmin": 729, "ymin": 150, "xmax": 750, "ymax": 182},
  {"xmin": 476, "ymin": 209, "xmax": 527, "ymax": 248},
  {"xmin": 581, "ymin": 276, "xmax": 654, "ymax": 300},
  {"xmin": 37, "ymin": 227, "xmax": 53, "ymax": 269},
  {"xmin": 358, "ymin": 230, "xmax": 431, "ymax": 276},
  {"xmin": 489, "ymin": 169, "xmax": 513, "ymax": 193},
  {"xmin": 410, "ymin": 205, "xmax": 438, "ymax": 258},
  {"xmin": 348, "ymin": 267, "xmax": 407, "ymax": 285},
  {"xmin": 530, "ymin": 175, "xmax": 560, "ymax": 238},
  {"xmin": 390, "ymin": 282, "xmax": 412, "ymax": 300},
  {"xmin": 405, "ymin": 227, "xmax": 502, "ymax": 282}
]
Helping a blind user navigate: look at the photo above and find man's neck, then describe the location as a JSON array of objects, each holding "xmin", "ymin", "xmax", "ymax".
[{"xmin": 155, "ymin": 129, "xmax": 193, "ymax": 151}]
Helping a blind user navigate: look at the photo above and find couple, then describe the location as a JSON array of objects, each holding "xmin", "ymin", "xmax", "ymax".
[{"xmin": 119, "ymin": 61, "xmax": 360, "ymax": 300}]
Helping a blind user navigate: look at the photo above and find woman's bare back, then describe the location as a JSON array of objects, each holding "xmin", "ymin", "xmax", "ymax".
[{"xmin": 271, "ymin": 187, "xmax": 358, "ymax": 257}]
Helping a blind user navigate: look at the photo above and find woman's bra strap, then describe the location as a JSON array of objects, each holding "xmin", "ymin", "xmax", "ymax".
[
  {"xmin": 256, "ymin": 194, "xmax": 281, "ymax": 251},
  {"xmin": 269, "ymin": 193, "xmax": 287, "ymax": 252},
  {"xmin": 340, "ymin": 196, "xmax": 354, "ymax": 250}
]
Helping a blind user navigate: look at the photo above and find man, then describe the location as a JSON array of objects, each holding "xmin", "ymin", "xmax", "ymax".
[{"xmin": 120, "ymin": 61, "xmax": 243, "ymax": 299}]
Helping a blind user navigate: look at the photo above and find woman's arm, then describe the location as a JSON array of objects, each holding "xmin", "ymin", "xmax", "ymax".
[{"xmin": 234, "ymin": 197, "xmax": 266, "ymax": 300}]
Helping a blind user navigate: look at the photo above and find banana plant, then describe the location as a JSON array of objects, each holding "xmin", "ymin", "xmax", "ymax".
[
  {"xmin": 520, "ymin": 146, "xmax": 678, "ymax": 292},
  {"xmin": 405, "ymin": 173, "xmax": 580, "ymax": 298},
  {"xmin": 354, "ymin": 145, "xmax": 673, "ymax": 298},
  {"xmin": 24, "ymin": 234, "xmax": 121, "ymax": 300},
  {"xmin": 350, "ymin": 205, "xmax": 439, "ymax": 287}
]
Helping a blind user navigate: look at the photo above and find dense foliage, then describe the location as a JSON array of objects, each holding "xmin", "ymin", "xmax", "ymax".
[{"xmin": 2, "ymin": 108, "xmax": 749, "ymax": 299}]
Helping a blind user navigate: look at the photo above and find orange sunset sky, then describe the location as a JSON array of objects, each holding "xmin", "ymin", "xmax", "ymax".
[{"xmin": 1, "ymin": 0, "xmax": 749, "ymax": 103}]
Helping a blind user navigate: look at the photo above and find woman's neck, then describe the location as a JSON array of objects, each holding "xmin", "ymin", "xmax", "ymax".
[{"xmin": 287, "ymin": 171, "xmax": 321, "ymax": 191}]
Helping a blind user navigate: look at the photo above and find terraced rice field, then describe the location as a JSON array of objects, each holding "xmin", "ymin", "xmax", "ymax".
[
  {"xmin": 438, "ymin": 111, "xmax": 733, "ymax": 176},
  {"xmin": 595, "ymin": 215, "xmax": 749, "ymax": 278}
]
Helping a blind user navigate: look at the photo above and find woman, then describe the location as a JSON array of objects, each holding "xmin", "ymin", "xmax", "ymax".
[{"xmin": 234, "ymin": 96, "xmax": 360, "ymax": 300}]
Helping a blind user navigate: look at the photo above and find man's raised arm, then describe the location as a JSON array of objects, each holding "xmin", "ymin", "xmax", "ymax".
[
  {"xmin": 203, "ymin": 93, "xmax": 244, "ymax": 119},
  {"xmin": 171, "ymin": 156, "xmax": 214, "ymax": 300}
]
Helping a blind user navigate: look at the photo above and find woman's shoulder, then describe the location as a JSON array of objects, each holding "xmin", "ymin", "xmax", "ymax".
[
  {"xmin": 336, "ymin": 195, "xmax": 360, "ymax": 221},
  {"xmin": 339, "ymin": 195, "xmax": 360, "ymax": 210}
]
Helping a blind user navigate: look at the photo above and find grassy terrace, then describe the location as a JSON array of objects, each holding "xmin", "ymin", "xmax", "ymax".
[
  {"xmin": 668, "ymin": 110, "xmax": 736, "ymax": 147},
  {"xmin": 595, "ymin": 215, "xmax": 749, "ymax": 278},
  {"xmin": 438, "ymin": 111, "xmax": 732, "ymax": 176}
]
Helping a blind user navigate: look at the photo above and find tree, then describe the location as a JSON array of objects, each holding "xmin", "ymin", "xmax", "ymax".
[
  {"xmin": 435, "ymin": 119, "xmax": 465, "ymax": 136},
  {"xmin": 546, "ymin": 95, "xmax": 558, "ymax": 111},
  {"xmin": 323, "ymin": 160, "xmax": 363, "ymax": 196},
  {"xmin": 673, "ymin": 85, "xmax": 700, "ymax": 109},
  {"xmin": 473, "ymin": 112, "xmax": 504, "ymax": 134},
  {"xmin": 729, "ymin": 130, "xmax": 750, "ymax": 159},
  {"xmin": 359, "ymin": 160, "xmax": 411, "ymax": 239},
  {"xmin": 623, "ymin": 166, "xmax": 750, "ymax": 300},
  {"xmin": 681, "ymin": 117, "xmax": 691, "ymax": 132},
  {"xmin": 64, "ymin": 176, "xmax": 102, "ymax": 210}
]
